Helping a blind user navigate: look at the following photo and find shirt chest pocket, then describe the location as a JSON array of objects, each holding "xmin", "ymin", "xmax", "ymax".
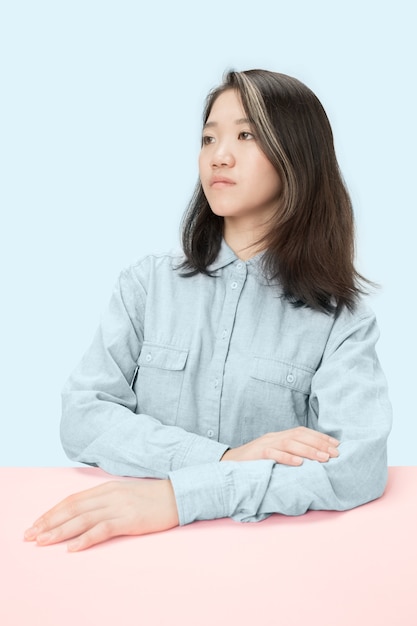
[
  {"xmin": 241, "ymin": 357, "xmax": 315, "ymax": 444},
  {"xmin": 133, "ymin": 342, "xmax": 188, "ymax": 425}
]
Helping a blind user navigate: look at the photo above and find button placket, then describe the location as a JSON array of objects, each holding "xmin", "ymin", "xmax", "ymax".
[{"xmin": 205, "ymin": 263, "xmax": 248, "ymax": 442}]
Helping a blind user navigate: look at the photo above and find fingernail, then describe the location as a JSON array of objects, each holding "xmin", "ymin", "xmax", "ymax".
[
  {"xmin": 67, "ymin": 540, "xmax": 80, "ymax": 552},
  {"xmin": 317, "ymin": 451, "xmax": 329, "ymax": 461},
  {"xmin": 37, "ymin": 532, "xmax": 52, "ymax": 544},
  {"xmin": 24, "ymin": 526, "xmax": 38, "ymax": 540},
  {"xmin": 329, "ymin": 447, "xmax": 339, "ymax": 456}
]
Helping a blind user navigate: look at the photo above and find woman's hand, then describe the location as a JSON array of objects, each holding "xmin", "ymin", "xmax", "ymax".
[
  {"xmin": 221, "ymin": 427, "xmax": 340, "ymax": 466},
  {"xmin": 24, "ymin": 479, "xmax": 179, "ymax": 552}
]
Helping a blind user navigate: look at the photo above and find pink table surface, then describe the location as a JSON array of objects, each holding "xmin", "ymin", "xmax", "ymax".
[{"xmin": 1, "ymin": 466, "xmax": 416, "ymax": 626}]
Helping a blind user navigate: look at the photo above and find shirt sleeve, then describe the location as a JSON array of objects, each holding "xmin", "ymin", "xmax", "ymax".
[
  {"xmin": 60, "ymin": 265, "xmax": 229, "ymax": 478},
  {"xmin": 168, "ymin": 311, "xmax": 393, "ymax": 524}
]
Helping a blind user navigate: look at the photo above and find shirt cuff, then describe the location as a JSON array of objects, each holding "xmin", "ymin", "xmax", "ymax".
[{"xmin": 169, "ymin": 459, "xmax": 276, "ymax": 526}]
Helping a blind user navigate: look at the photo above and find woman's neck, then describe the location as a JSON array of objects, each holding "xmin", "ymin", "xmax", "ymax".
[{"xmin": 223, "ymin": 219, "xmax": 267, "ymax": 261}]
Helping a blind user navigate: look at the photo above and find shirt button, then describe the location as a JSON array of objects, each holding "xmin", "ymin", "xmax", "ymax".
[
  {"xmin": 222, "ymin": 329, "xmax": 227, "ymax": 338},
  {"xmin": 231, "ymin": 281, "xmax": 238, "ymax": 289},
  {"xmin": 145, "ymin": 353, "xmax": 152, "ymax": 362},
  {"xmin": 286, "ymin": 373, "xmax": 295, "ymax": 384},
  {"xmin": 207, "ymin": 429, "xmax": 214, "ymax": 438},
  {"xmin": 214, "ymin": 378, "xmax": 219, "ymax": 388},
  {"xmin": 236, "ymin": 262, "xmax": 243, "ymax": 270}
]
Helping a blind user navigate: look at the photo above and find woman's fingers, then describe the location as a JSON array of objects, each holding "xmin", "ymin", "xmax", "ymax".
[
  {"xmin": 273, "ymin": 427, "xmax": 340, "ymax": 459},
  {"xmin": 66, "ymin": 520, "xmax": 120, "ymax": 552},
  {"xmin": 34, "ymin": 510, "xmax": 110, "ymax": 547},
  {"xmin": 222, "ymin": 426, "xmax": 340, "ymax": 464},
  {"xmin": 263, "ymin": 448, "xmax": 304, "ymax": 466},
  {"xmin": 24, "ymin": 485, "xmax": 112, "ymax": 542},
  {"xmin": 270, "ymin": 429, "xmax": 340, "ymax": 463},
  {"xmin": 24, "ymin": 479, "xmax": 179, "ymax": 551},
  {"xmin": 273, "ymin": 441, "xmax": 336, "ymax": 463},
  {"xmin": 287, "ymin": 426, "xmax": 339, "ymax": 449}
]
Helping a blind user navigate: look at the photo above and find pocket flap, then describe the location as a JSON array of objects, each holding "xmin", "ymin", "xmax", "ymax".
[
  {"xmin": 138, "ymin": 343, "xmax": 188, "ymax": 371},
  {"xmin": 251, "ymin": 357, "xmax": 314, "ymax": 394}
]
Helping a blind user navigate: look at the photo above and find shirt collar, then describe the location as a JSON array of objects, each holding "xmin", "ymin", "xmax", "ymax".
[
  {"xmin": 207, "ymin": 239, "xmax": 268, "ymax": 275},
  {"xmin": 207, "ymin": 239, "xmax": 239, "ymax": 271}
]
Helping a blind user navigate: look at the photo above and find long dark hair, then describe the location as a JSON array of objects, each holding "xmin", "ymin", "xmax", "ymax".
[{"xmin": 181, "ymin": 69, "xmax": 369, "ymax": 313}]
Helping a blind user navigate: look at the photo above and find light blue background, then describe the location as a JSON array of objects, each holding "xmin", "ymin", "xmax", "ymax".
[{"xmin": 1, "ymin": 0, "xmax": 415, "ymax": 466}]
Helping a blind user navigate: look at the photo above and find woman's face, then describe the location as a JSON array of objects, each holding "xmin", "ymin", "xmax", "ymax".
[{"xmin": 199, "ymin": 89, "xmax": 282, "ymax": 228}]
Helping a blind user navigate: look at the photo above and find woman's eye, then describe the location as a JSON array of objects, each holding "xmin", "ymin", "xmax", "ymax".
[
  {"xmin": 238, "ymin": 131, "xmax": 255, "ymax": 140},
  {"xmin": 202, "ymin": 135, "xmax": 214, "ymax": 145}
]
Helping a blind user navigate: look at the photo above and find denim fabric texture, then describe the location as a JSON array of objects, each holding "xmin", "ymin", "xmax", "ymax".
[{"xmin": 61, "ymin": 241, "xmax": 392, "ymax": 525}]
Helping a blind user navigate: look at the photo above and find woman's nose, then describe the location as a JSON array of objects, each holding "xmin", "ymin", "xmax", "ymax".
[{"xmin": 211, "ymin": 144, "xmax": 235, "ymax": 168}]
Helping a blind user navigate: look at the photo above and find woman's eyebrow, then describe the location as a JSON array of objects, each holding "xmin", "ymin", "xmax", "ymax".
[{"xmin": 203, "ymin": 117, "xmax": 251, "ymax": 129}]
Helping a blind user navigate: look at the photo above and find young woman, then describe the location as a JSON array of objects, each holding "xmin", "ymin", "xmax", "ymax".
[{"xmin": 25, "ymin": 69, "xmax": 392, "ymax": 551}]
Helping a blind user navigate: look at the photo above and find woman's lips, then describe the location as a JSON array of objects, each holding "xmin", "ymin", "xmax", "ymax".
[{"xmin": 209, "ymin": 176, "xmax": 236, "ymax": 188}]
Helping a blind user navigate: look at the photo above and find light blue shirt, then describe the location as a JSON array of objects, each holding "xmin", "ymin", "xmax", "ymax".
[{"xmin": 61, "ymin": 240, "xmax": 392, "ymax": 525}]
